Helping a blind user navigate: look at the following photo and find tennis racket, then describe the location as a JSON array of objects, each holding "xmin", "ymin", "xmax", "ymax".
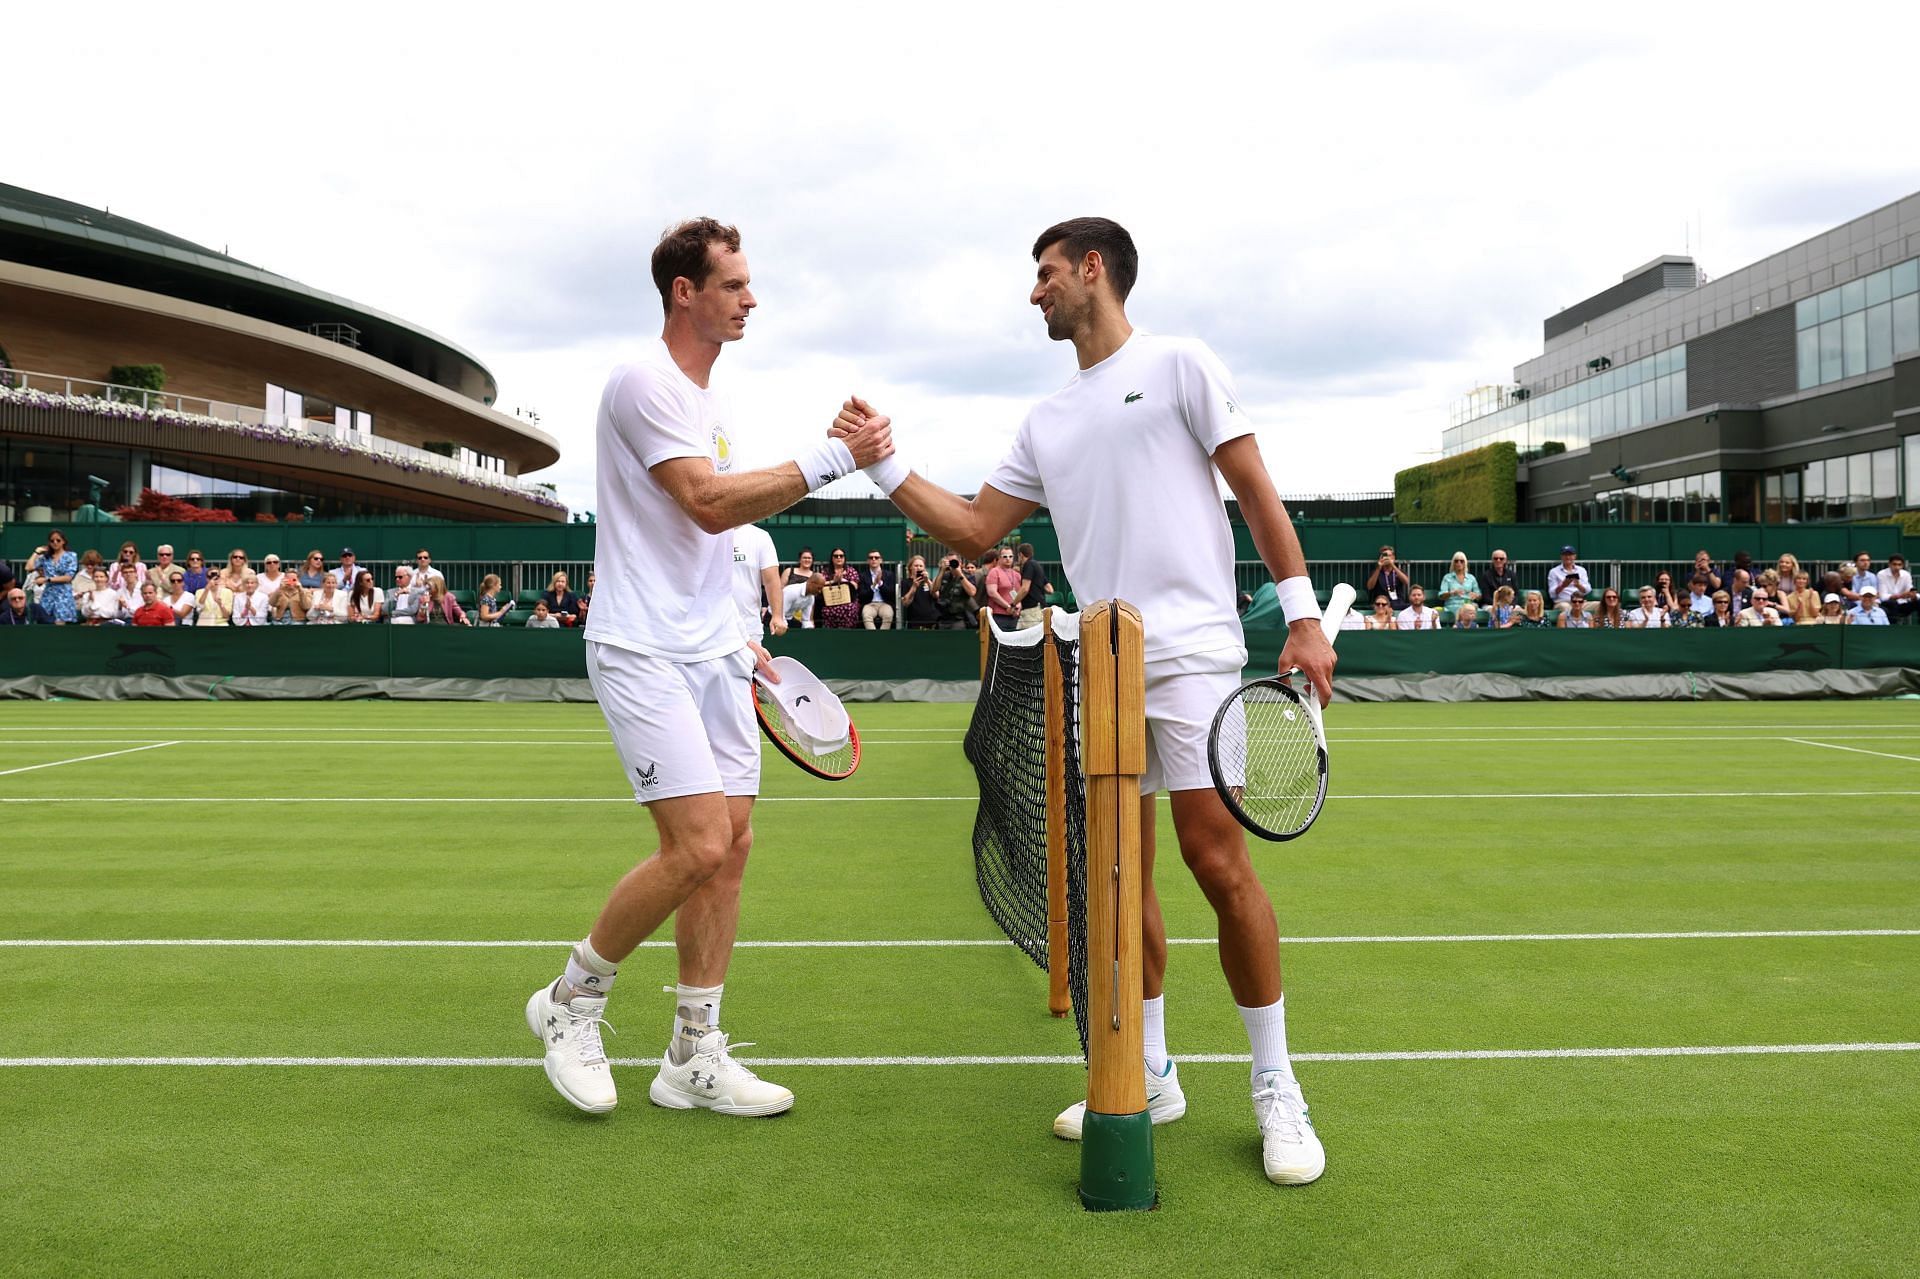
[
  {"xmin": 752, "ymin": 655, "xmax": 861, "ymax": 780},
  {"xmin": 1208, "ymin": 583, "xmax": 1355, "ymax": 840}
]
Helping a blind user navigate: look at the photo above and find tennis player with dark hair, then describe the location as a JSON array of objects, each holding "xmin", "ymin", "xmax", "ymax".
[
  {"xmin": 837, "ymin": 216, "xmax": 1336, "ymax": 1184},
  {"xmin": 527, "ymin": 217, "xmax": 894, "ymax": 1117}
]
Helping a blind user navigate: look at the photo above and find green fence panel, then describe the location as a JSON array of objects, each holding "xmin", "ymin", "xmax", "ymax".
[
  {"xmin": 385, "ymin": 628, "xmax": 589, "ymax": 680},
  {"xmin": 0, "ymin": 625, "xmax": 389, "ymax": 679}
]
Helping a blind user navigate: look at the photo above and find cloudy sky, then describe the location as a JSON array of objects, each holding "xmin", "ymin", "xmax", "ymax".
[{"xmin": 10, "ymin": 2, "xmax": 1918, "ymax": 516}]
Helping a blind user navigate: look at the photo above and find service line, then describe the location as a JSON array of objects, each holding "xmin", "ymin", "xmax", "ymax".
[{"xmin": 0, "ymin": 741, "xmax": 179, "ymax": 779}]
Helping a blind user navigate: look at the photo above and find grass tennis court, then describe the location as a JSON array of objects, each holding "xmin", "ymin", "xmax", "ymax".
[{"xmin": 2, "ymin": 697, "xmax": 1918, "ymax": 1275}]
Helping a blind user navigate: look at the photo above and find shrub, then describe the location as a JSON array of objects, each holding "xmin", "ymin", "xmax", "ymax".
[{"xmin": 1394, "ymin": 443, "xmax": 1519, "ymax": 522}]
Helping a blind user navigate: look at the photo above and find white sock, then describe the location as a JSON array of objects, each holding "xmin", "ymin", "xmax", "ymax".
[
  {"xmin": 1237, "ymin": 995, "xmax": 1292, "ymax": 1086},
  {"xmin": 562, "ymin": 936, "xmax": 618, "ymax": 1000},
  {"xmin": 670, "ymin": 982, "xmax": 724, "ymax": 1065},
  {"xmin": 1142, "ymin": 995, "xmax": 1168, "ymax": 1074}
]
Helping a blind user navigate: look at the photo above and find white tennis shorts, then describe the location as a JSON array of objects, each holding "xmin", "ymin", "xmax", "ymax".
[
  {"xmin": 1137, "ymin": 649, "xmax": 1246, "ymax": 796},
  {"xmin": 586, "ymin": 639, "xmax": 760, "ymax": 802}
]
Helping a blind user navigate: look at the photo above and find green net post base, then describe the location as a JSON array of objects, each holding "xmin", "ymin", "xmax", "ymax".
[{"xmin": 1079, "ymin": 1110, "xmax": 1157, "ymax": 1212}]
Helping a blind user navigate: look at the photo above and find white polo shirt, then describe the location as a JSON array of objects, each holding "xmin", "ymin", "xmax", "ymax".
[
  {"xmin": 984, "ymin": 332, "xmax": 1252, "ymax": 665},
  {"xmin": 584, "ymin": 338, "xmax": 742, "ymax": 662},
  {"xmin": 732, "ymin": 524, "xmax": 779, "ymax": 641}
]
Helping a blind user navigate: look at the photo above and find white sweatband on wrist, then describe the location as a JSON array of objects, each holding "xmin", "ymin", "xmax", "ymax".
[
  {"xmin": 795, "ymin": 438, "xmax": 858, "ymax": 492},
  {"xmin": 864, "ymin": 453, "xmax": 911, "ymax": 495},
  {"xmin": 1276, "ymin": 576, "xmax": 1320, "ymax": 624}
]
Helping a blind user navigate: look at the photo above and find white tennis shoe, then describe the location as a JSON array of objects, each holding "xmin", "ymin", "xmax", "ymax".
[
  {"xmin": 525, "ymin": 980, "xmax": 617, "ymax": 1114},
  {"xmin": 1052, "ymin": 1058, "xmax": 1188, "ymax": 1140},
  {"xmin": 1254, "ymin": 1071, "xmax": 1325, "ymax": 1185},
  {"xmin": 649, "ymin": 1028, "xmax": 794, "ymax": 1117}
]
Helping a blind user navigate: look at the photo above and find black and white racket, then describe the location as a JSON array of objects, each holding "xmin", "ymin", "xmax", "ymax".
[
  {"xmin": 752, "ymin": 655, "xmax": 861, "ymax": 780},
  {"xmin": 1208, "ymin": 583, "xmax": 1355, "ymax": 840}
]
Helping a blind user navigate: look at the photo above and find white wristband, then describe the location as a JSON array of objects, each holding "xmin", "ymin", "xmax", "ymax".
[
  {"xmin": 795, "ymin": 438, "xmax": 858, "ymax": 493},
  {"xmin": 1276, "ymin": 576, "xmax": 1320, "ymax": 624},
  {"xmin": 864, "ymin": 453, "xmax": 911, "ymax": 495}
]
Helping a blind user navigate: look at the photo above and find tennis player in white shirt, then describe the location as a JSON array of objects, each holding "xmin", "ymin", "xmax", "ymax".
[
  {"xmin": 527, "ymin": 218, "xmax": 893, "ymax": 1119},
  {"xmin": 732, "ymin": 524, "xmax": 787, "ymax": 641},
  {"xmin": 836, "ymin": 217, "xmax": 1335, "ymax": 1186}
]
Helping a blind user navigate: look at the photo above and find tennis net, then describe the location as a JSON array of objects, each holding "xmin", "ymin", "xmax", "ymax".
[{"xmin": 964, "ymin": 610, "xmax": 1091, "ymax": 1052}]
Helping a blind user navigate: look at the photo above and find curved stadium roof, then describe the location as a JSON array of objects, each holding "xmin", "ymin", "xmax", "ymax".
[{"xmin": 0, "ymin": 184, "xmax": 499, "ymax": 406}]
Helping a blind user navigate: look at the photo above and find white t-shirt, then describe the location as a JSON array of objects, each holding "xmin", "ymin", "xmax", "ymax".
[
  {"xmin": 584, "ymin": 338, "xmax": 741, "ymax": 662},
  {"xmin": 983, "ymin": 332, "xmax": 1252, "ymax": 664},
  {"xmin": 1399, "ymin": 605, "xmax": 1438, "ymax": 630},
  {"xmin": 1627, "ymin": 606, "xmax": 1666, "ymax": 628},
  {"xmin": 732, "ymin": 524, "xmax": 779, "ymax": 641}
]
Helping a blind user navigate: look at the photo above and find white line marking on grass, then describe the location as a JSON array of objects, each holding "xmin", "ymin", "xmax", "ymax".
[
  {"xmin": 6, "ymin": 929, "xmax": 1915, "ymax": 950},
  {"xmin": 10, "ymin": 790, "xmax": 1920, "ymax": 806},
  {"xmin": 4, "ymin": 1042, "xmax": 1916, "ymax": 1069},
  {"xmin": 0, "ymin": 741, "xmax": 179, "ymax": 778},
  {"xmin": 1786, "ymin": 738, "xmax": 1920, "ymax": 765}
]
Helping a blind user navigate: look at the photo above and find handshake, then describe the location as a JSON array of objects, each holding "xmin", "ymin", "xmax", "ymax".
[{"xmin": 829, "ymin": 396, "xmax": 910, "ymax": 495}]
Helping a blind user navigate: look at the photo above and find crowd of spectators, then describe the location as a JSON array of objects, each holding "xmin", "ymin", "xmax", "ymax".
[
  {"xmin": 1358, "ymin": 543, "xmax": 1917, "ymax": 628},
  {"xmin": 761, "ymin": 539, "xmax": 1051, "ymax": 634}
]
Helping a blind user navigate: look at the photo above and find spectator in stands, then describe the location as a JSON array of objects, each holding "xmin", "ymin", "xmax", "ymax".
[
  {"xmin": 334, "ymin": 548, "xmax": 364, "ymax": 593},
  {"xmin": 347, "ymin": 570, "xmax": 384, "ymax": 623},
  {"xmin": 388, "ymin": 566, "xmax": 419, "ymax": 626},
  {"xmin": 0, "ymin": 556, "xmax": 17, "ymax": 597},
  {"xmin": 1515, "ymin": 590, "xmax": 1551, "ymax": 628},
  {"xmin": 934, "ymin": 553, "xmax": 977, "ymax": 628},
  {"xmin": 1690, "ymin": 550, "xmax": 1723, "ymax": 593},
  {"xmin": 1594, "ymin": 589, "xmax": 1630, "ymax": 628},
  {"xmin": 1844, "ymin": 552, "xmax": 1876, "ymax": 605},
  {"xmin": 25, "ymin": 532, "xmax": 77, "ymax": 624},
  {"xmin": 857, "ymin": 550, "xmax": 897, "ymax": 630},
  {"xmin": 477, "ymin": 574, "xmax": 509, "ymax": 626},
  {"xmin": 270, "ymin": 575, "xmax": 309, "ymax": 625},
  {"xmin": 1851, "ymin": 585, "xmax": 1889, "ymax": 625},
  {"xmin": 295, "ymin": 550, "xmax": 328, "ymax": 588},
  {"xmin": 899, "ymin": 555, "xmax": 942, "ymax": 630},
  {"xmin": 1366, "ymin": 545, "xmax": 1410, "ymax": 611},
  {"xmin": 111, "ymin": 567, "xmax": 144, "ymax": 624},
  {"xmin": 1686, "ymin": 573, "xmax": 1715, "ymax": 618},
  {"xmin": 1, "ymin": 586, "xmax": 52, "ymax": 625},
  {"xmin": 72, "ymin": 550, "xmax": 112, "ymax": 624},
  {"xmin": 1398, "ymin": 583, "xmax": 1439, "ymax": 630},
  {"xmin": 1454, "ymin": 601, "xmax": 1482, "ymax": 629},
  {"xmin": 108, "ymin": 540, "xmax": 146, "ymax": 593},
  {"xmin": 1738, "ymin": 586, "xmax": 1782, "ymax": 626},
  {"xmin": 1650, "ymin": 572, "xmax": 1678, "ymax": 611},
  {"xmin": 1482, "ymin": 550, "xmax": 1517, "ymax": 606},
  {"xmin": 1364, "ymin": 596, "xmax": 1397, "ymax": 630},
  {"xmin": 1627, "ymin": 586, "xmax": 1666, "ymax": 628},
  {"xmin": 131, "ymin": 580, "xmax": 174, "ymax": 627},
  {"xmin": 230, "ymin": 574, "xmax": 270, "ymax": 627},
  {"xmin": 1558, "ymin": 589, "xmax": 1592, "ymax": 628},
  {"xmin": 1757, "ymin": 569, "xmax": 1781, "ymax": 604},
  {"xmin": 258, "ymin": 554, "xmax": 285, "ymax": 596},
  {"xmin": 1722, "ymin": 568, "xmax": 1754, "ymax": 615},
  {"xmin": 1809, "ymin": 593, "xmax": 1850, "ymax": 625},
  {"xmin": 811, "ymin": 548, "xmax": 862, "ymax": 628},
  {"xmin": 1547, "ymin": 546, "xmax": 1589, "ymax": 610},
  {"xmin": 578, "ymin": 571, "xmax": 594, "ymax": 628},
  {"xmin": 1774, "ymin": 554, "xmax": 1803, "ymax": 591},
  {"xmin": 1437, "ymin": 552, "xmax": 1479, "ymax": 626},
  {"xmin": 195, "ymin": 572, "xmax": 234, "ymax": 627},
  {"xmin": 182, "ymin": 550, "xmax": 209, "ymax": 593},
  {"xmin": 418, "ymin": 577, "xmax": 470, "ymax": 625},
  {"xmin": 541, "ymin": 572, "xmax": 583, "ymax": 627},
  {"xmin": 1877, "ymin": 553, "xmax": 1915, "ymax": 623},
  {"xmin": 781, "ymin": 548, "xmax": 817, "ymax": 629},
  {"xmin": 526, "ymin": 599, "xmax": 561, "ymax": 629},
  {"xmin": 1015, "ymin": 543, "xmax": 1050, "ymax": 630},
  {"xmin": 1778, "ymin": 570, "xmax": 1820, "ymax": 624},
  {"xmin": 163, "ymin": 570, "xmax": 195, "ymax": 625},
  {"xmin": 309, "ymin": 573, "xmax": 349, "ymax": 624},
  {"xmin": 148, "ymin": 545, "xmax": 180, "ymax": 592},
  {"xmin": 984, "ymin": 545, "xmax": 1023, "ymax": 631},
  {"xmin": 1488, "ymin": 584, "xmax": 1517, "ymax": 628},
  {"xmin": 1666, "ymin": 590, "xmax": 1698, "ymax": 628},
  {"xmin": 1702, "ymin": 590, "xmax": 1736, "ymax": 628},
  {"xmin": 412, "ymin": 549, "xmax": 445, "ymax": 589},
  {"xmin": 219, "ymin": 549, "xmax": 251, "ymax": 591}
]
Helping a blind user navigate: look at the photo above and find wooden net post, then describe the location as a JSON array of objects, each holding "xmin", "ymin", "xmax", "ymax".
[
  {"xmin": 1075, "ymin": 598, "xmax": 1154, "ymax": 1211},
  {"xmin": 1042, "ymin": 607, "xmax": 1069, "ymax": 1018},
  {"xmin": 978, "ymin": 607, "xmax": 993, "ymax": 679}
]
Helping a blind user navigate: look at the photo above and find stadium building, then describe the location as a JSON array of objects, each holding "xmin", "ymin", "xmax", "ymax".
[
  {"xmin": 0, "ymin": 184, "xmax": 562, "ymax": 523},
  {"xmin": 1446, "ymin": 190, "xmax": 1920, "ymax": 525}
]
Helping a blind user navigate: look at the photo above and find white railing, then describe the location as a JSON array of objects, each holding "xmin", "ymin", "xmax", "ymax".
[{"xmin": 0, "ymin": 367, "xmax": 558, "ymax": 506}]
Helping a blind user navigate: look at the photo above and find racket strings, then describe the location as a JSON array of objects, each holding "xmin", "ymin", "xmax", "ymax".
[
  {"xmin": 1217, "ymin": 683, "xmax": 1325, "ymax": 837},
  {"xmin": 754, "ymin": 681, "xmax": 858, "ymax": 778}
]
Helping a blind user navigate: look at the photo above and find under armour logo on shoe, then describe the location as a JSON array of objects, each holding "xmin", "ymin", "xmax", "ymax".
[
  {"xmin": 690, "ymin": 1071, "xmax": 716, "ymax": 1090},
  {"xmin": 547, "ymin": 1016, "xmax": 558, "ymax": 1030},
  {"xmin": 551, "ymin": 1030, "xmax": 564, "ymax": 1044}
]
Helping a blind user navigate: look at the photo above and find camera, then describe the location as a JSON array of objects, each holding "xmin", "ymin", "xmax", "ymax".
[{"xmin": 948, "ymin": 558, "xmax": 960, "ymax": 569}]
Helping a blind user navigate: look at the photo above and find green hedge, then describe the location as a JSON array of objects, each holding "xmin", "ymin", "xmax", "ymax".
[{"xmin": 1393, "ymin": 442, "xmax": 1519, "ymax": 523}]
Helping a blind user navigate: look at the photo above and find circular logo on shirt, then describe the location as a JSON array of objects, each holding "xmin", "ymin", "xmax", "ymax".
[{"xmin": 712, "ymin": 423, "xmax": 733, "ymax": 472}]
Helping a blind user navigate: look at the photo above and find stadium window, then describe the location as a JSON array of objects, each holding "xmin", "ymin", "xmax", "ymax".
[
  {"xmin": 1843, "ymin": 311, "xmax": 1868, "ymax": 378},
  {"xmin": 1906, "ymin": 435, "xmax": 1920, "ymax": 508},
  {"xmin": 1873, "ymin": 448, "xmax": 1898, "ymax": 512},
  {"xmin": 1848, "ymin": 454, "xmax": 1871, "ymax": 516},
  {"xmin": 1868, "ymin": 303, "xmax": 1894, "ymax": 371}
]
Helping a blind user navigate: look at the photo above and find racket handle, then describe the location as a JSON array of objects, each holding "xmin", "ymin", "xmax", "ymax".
[{"xmin": 1320, "ymin": 583, "xmax": 1356, "ymax": 646}]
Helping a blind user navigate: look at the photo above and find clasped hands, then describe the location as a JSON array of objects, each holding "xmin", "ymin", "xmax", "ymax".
[{"xmin": 830, "ymin": 395, "xmax": 894, "ymax": 468}]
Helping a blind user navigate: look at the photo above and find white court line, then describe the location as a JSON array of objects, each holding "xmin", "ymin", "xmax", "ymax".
[
  {"xmin": 4, "ymin": 1042, "xmax": 1916, "ymax": 1069},
  {"xmin": 5, "ymin": 929, "xmax": 1915, "ymax": 950},
  {"xmin": 1786, "ymin": 738, "xmax": 1920, "ymax": 765},
  {"xmin": 9, "ymin": 734, "xmax": 1920, "ymax": 748},
  {"xmin": 0, "ymin": 721, "xmax": 1904, "ymax": 732},
  {"xmin": 0, "ymin": 741, "xmax": 179, "ymax": 779},
  {"xmin": 9, "ymin": 789, "xmax": 1920, "ymax": 805},
  {"xmin": 0, "ymin": 739, "xmax": 965, "ymax": 747}
]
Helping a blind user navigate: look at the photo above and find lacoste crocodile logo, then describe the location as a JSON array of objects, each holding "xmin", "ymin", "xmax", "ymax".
[{"xmin": 1124, "ymin": 392, "xmax": 1145, "ymax": 404}]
